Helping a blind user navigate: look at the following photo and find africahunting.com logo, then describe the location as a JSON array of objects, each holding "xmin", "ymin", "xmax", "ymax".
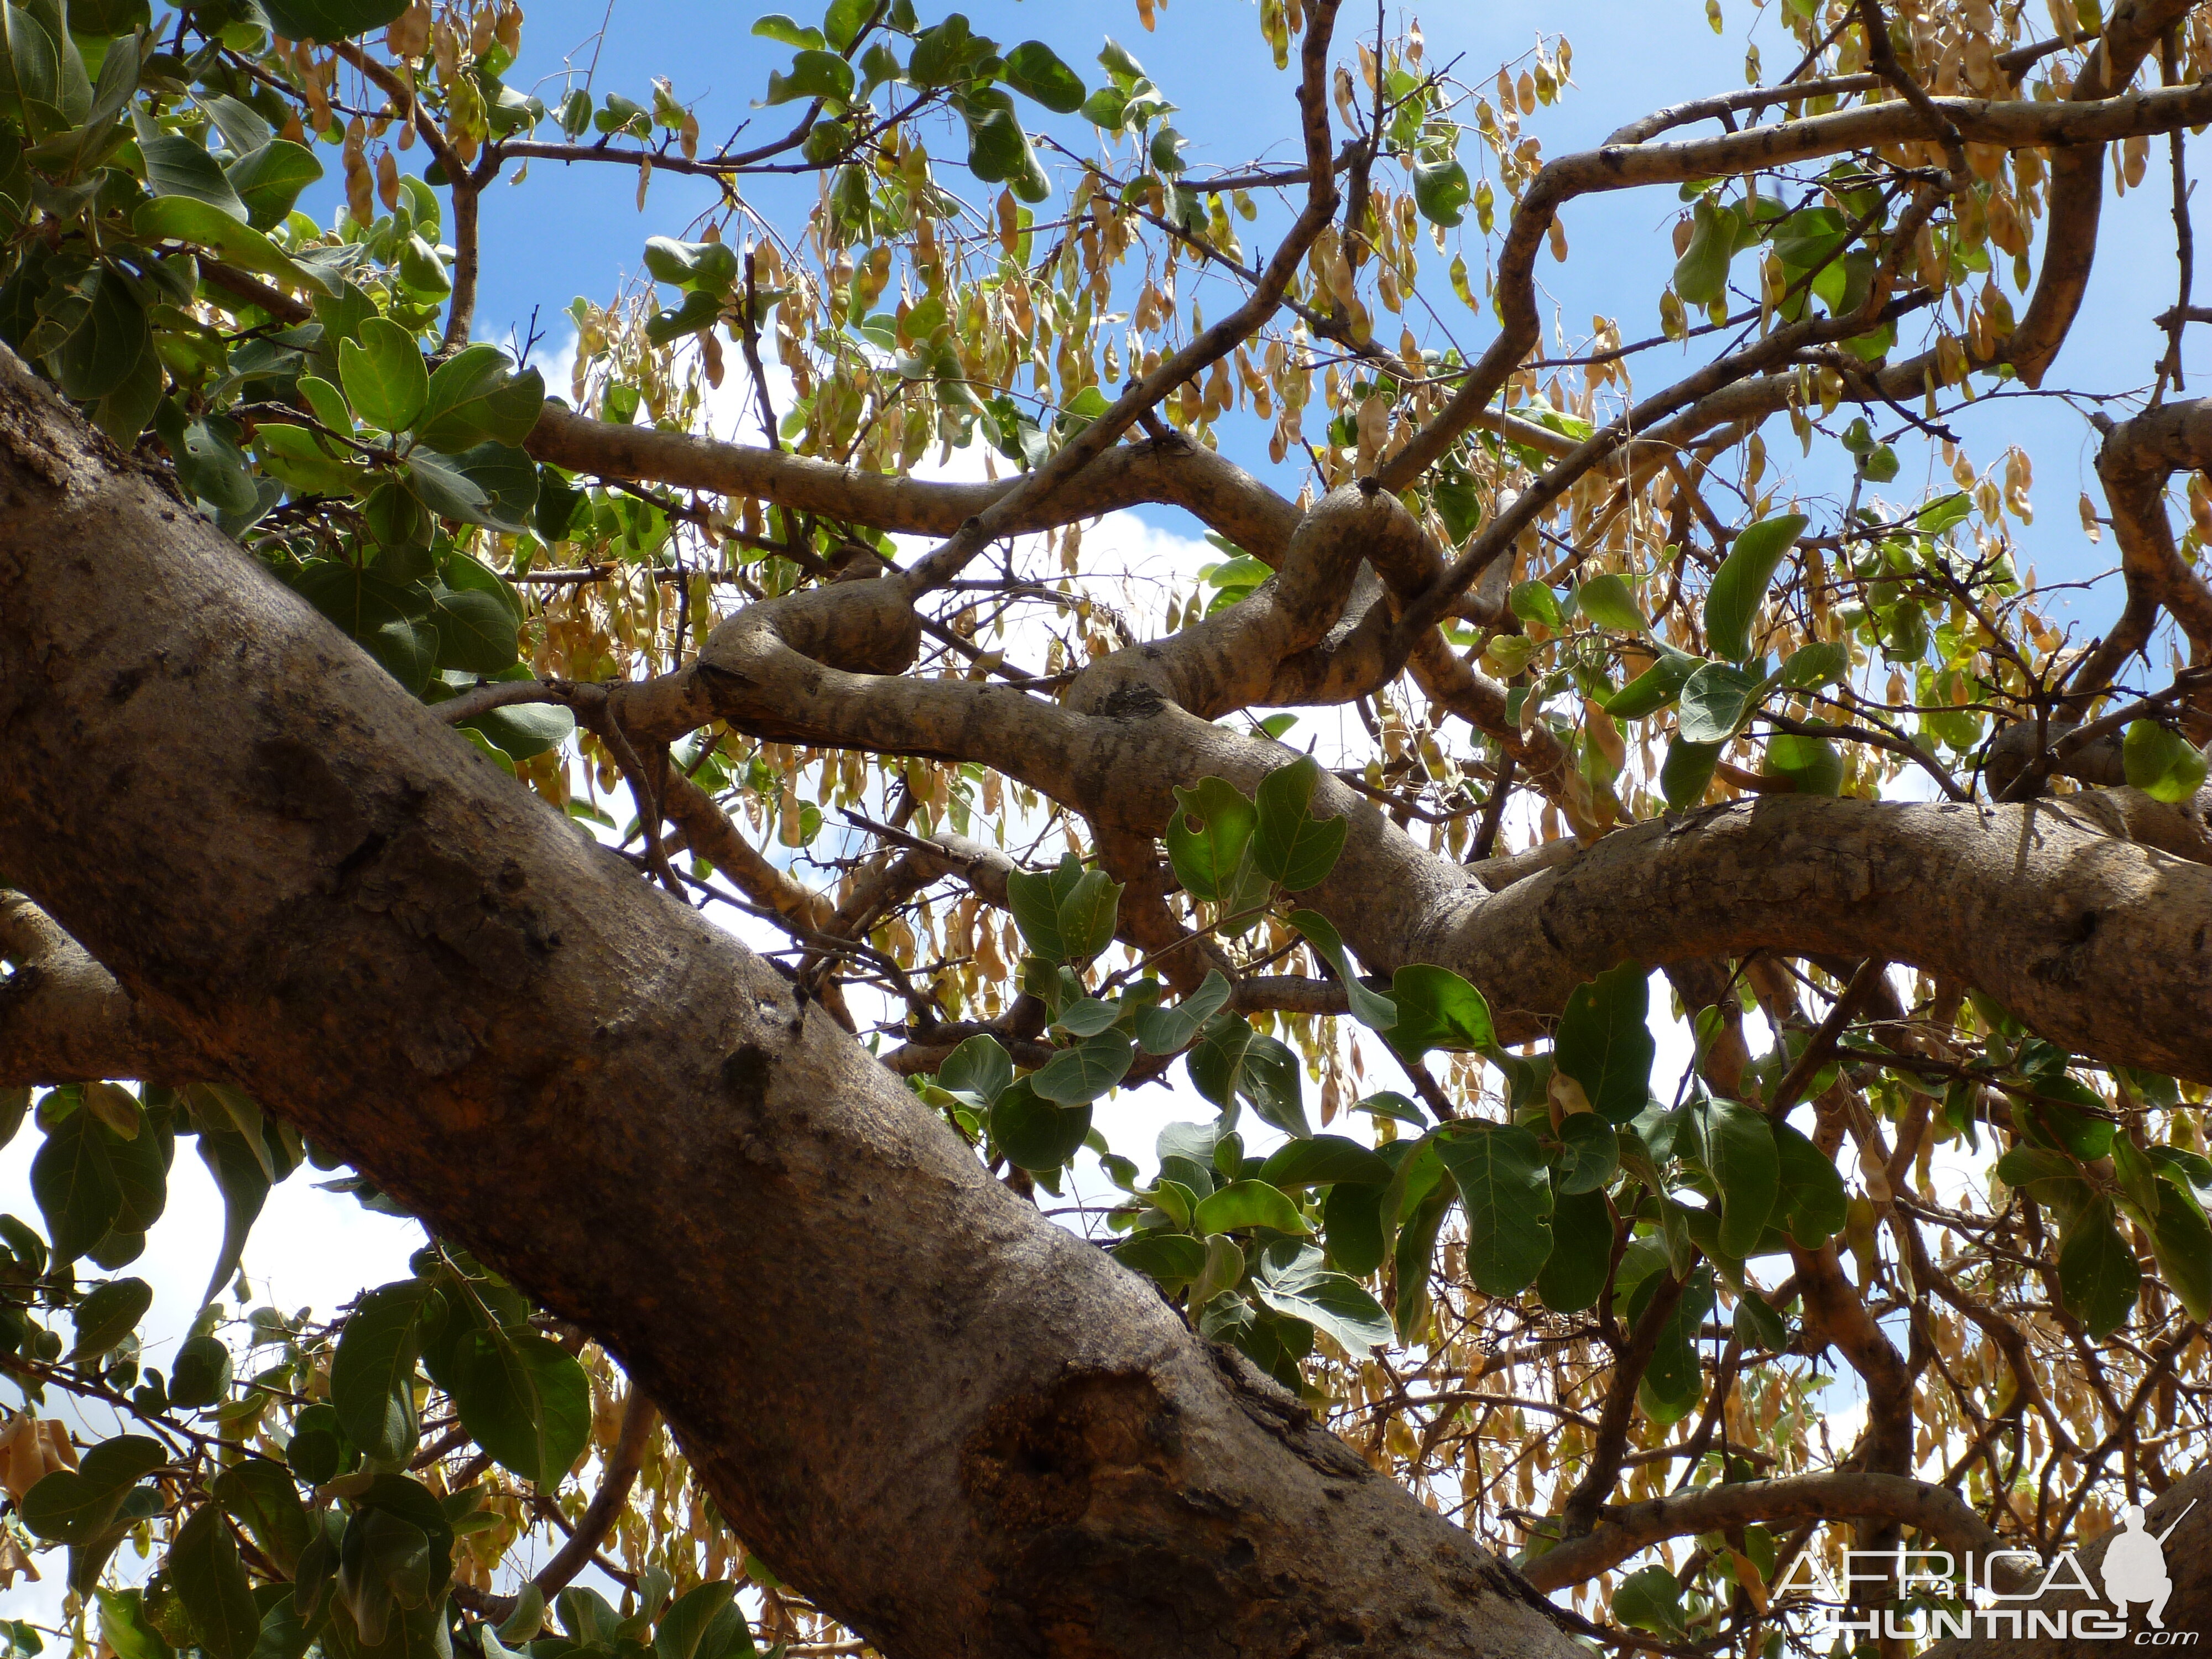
[{"xmin": 1777, "ymin": 1499, "xmax": 2198, "ymax": 1645}]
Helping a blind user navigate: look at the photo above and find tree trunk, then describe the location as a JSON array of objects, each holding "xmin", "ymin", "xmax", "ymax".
[{"xmin": 0, "ymin": 361, "xmax": 1587, "ymax": 1653}]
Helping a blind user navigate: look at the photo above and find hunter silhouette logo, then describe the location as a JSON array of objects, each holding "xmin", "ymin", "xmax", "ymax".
[
  {"xmin": 1780, "ymin": 1498, "xmax": 2199, "ymax": 1645},
  {"xmin": 2107, "ymin": 1504, "xmax": 2188, "ymax": 1630}
]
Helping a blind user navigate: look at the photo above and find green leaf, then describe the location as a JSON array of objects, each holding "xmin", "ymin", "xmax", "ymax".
[
  {"xmin": 1238, "ymin": 1034, "xmax": 1311, "ymax": 1138},
  {"xmin": 2122, "ymin": 721, "xmax": 2208, "ymax": 803},
  {"xmin": 1385, "ymin": 963, "xmax": 1494, "ymax": 1060},
  {"xmin": 167, "ymin": 1333, "xmax": 233, "ymax": 1408},
  {"xmin": 1575, "ymin": 572, "xmax": 1646, "ymax": 634},
  {"xmin": 289, "ymin": 562, "xmax": 437, "ymax": 695},
  {"xmin": 934, "ymin": 1033, "xmax": 1013, "ymax": 1108},
  {"xmin": 1661, "ymin": 736, "xmax": 1721, "ymax": 810},
  {"xmin": 2147, "ymin": 1176, "xmax": 2212, "ymax": 1322},
  {"xmin": 0, "ymin": 2, "xmax": 62, "ymax": 134},
  {"xmin": 1251, "ymin": 755, "xmax": 1347, "ymax": 890},
  {"xmin": 340, "ymin": 316, "xmax": 429, "ymax": 433},
  {"xmin": 1110, "ymin": 1232, "xmax": 1208, "ymax": 1291},
  {"xmin": 1412, "ymin": 153, "xmax": 1470, "ymax": 227},
  {"xmin": 1554, "ymin": 1113, "xmax": 1620, "ymax": 1196},
  {"xmin": 1604, "ymin": 649, "xmax": 1700, "ymax": 719},
  {"xmin": 19, "ymin": 1436, "xmax": 165, "ymax": 1543},
  {"xmin": 1186, "ymin": 1013, "xmax": 1254, "ymax": 1110},
  {"xmin": 1772, "ymin": 1119, "xmax": 1847, "ymax": 1245},
  {"xmin": 1705, "ymin": 513, "xmax": 1807, "ymax": 660},
  {"xmin": 225, "ymin": 140, "xmax": 324, "ymax": 229},
  {"xmin": 70, "ymin": 1275, "xmax": 152, "ymax": 1360},
  {"xmin": 1779, "ymin": 640, "xmax": 1849, "ymax": 690},
  {"xmin": 170, "ymin": 1504, "xmax": 262, "ymax": 1659},
  {"xmin": 1166, "ymin": 775, "xmax": 1260, "ymax": 913},
  {"xmin": 1257, "ymin": 1134, "xmax": 1392, "ymax": 1189},
  {"xmin": 1673, "ymin": 196, "xmax": 1737, "ymax": 306},
  {"xmin": 1735, "ymin": 1290, "xmax": 1788, "ymax": 1350},
  {"xmin": 2058, "ymin": 1198, "xmax": 2140, "ymax": 1338},
  {"xmin": 51, "ymin": 269, "xmax": 148, "ymax": 402},
  {"xmin": 1676, "ymin": 660, "xmax": 1765, "ymax": 743},
  {"xmin": 1287, "ymin": 909, "xmax": 1398, "ymax": 1031},
  {"xmin": 1004, "ymin": 853, "xmax": 1120, "ymax": 963},
  {"xmin": 1553, "ymin": 963, "xmax": 1654, "ymax": 1124},
  {"xmin": 1030, "ymin": 1030, "xmax": 1134, "ymax": 1104},
  {"xmin": 32, "ymin": 1108, "xmax": 121, "ymax": 1263},
  {"xmin": 989, "ymin": 1078, "xmax": 1090, "ymax": 1171},
  {"xmin": 1695, "ymin": 1097, "xmax": 1780, "ymax": 1258},
  {"xmin": 1916, "ymin": 492, "xmax": 1971, "ymax": 535},
  {"xmin": 1613, "ymin": 1563, "xmax": 1689, "ymax": 1637},
  {"xmin": 749, "ymin": 14, "xmax": 825, "ymax": 49},
  {"xmin": 255, "ymin": 0, "xmax": 408, "ymax": 43},
  {"xmin": 96, "ymin": 1590, "xmax": 173, "ymax": 1659},
  {"xmin": 416, "ymin": 346, "xmax": 545, "ymax": 452},
  {"xmin": 1322, "ymin": 1180, "xmax": 1386, "ymax": 1275},
  {"xmin": 212, "ymin": 1458, "xmax": 310, "ymax": 1579},
  {"xmin": 1193, "ymin": 1180, "xmax": 1310, "ymax": 1237},
  {"xmin": 134, "ymin": 116, "xmax": 249, "ymax": 219},
  {"xmin": 765, "ymin": 48, "xmax": 854, "ymax": 106},
  {"xmin": 1003, "ymin": 40, "xmax": 1084, "ymax": 113},
  {"xmin": 1433, "ymin": 1122, "xmax": 1553, "ymax": 1296},
  {"xmin": 1765, "ymin": 732, "xmax": 1843, "ymax": 795},
  {"xmin": 445, "ymin": 1327, "xmax": 591, "ymax": 1488},
  {"xmin": 1131, "ymin": 968, "xmax": 1231, "ymax": 1055},
  {"xmin": 134, "ymin": 196, "xmax": 336, "ymax": 295},
  {"xmin": 1536, "ymin": 1186, "xmax": 1613, "ymax": 1312},
  {"xmin": 1251, "ymin": 1241, "xmax": 1390, "ymax": 1353},
  {"xmin": 330, "ymin": 1277, "xmax": 432, "ymax": 1463},
  {"xmin": 430, "ymin": 585, "xmax": 519, "ymax": 674}
]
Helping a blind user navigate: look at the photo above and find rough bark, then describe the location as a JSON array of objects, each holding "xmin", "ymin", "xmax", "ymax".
[{"xmin": 0, "ymin": 357, "xmax": 1584, "ymax": 1656}]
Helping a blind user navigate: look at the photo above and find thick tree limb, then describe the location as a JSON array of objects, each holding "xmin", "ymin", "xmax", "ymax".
[
  {"xmin": 0, "ymin": 893, "xmax": 209, "ymax": 1088},
  {"xmin": 1522, "ymin": 1472, "xmax": 2013, "ymax": 1593},
  {"xmin": 0, "ymin": 344, "xmax": 1582, "ymax": 1659},
  {"xmin": 2074, "ymin": 398, "xmax": 2212, "ymax": 691}
]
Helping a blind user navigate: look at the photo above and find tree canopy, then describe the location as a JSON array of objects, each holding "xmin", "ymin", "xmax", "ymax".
[{"xmin": 3, "ymin": 0, "xmax": 2212, "ymax": 1656}]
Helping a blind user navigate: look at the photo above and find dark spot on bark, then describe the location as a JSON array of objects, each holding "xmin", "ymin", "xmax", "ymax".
[
  {"xmin": 336, "ymin": 832, "xmax": 390, "ymax": 885},
  {"xmin": 722, "ymin": 1043, "xmax": 772, "ymax": 1110},
  {"xmin": 964, "ymin": 1370, "xmax": 1180, "ymax": 1532},
  {"xmin": 107, "ymin": 660, "xmax": 152, "ymax": 703},
  {"xmin": 1100, "ymin": 682, "xmax": 1165, "ymax": 719},
  {"xmin": 497, "ymin": 859, "xmax": 527, "ymax": 894}
]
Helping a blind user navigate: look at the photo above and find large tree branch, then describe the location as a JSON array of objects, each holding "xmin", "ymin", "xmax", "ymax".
[
  {"xmin": 0, "ymin": 893, "xmax": 210, "ymax": 1088},
  {"xmin": 0, "ymin": 343, "xmax": 1582, "ymax": 1659}
]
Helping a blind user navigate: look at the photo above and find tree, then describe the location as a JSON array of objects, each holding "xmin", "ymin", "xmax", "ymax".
[{"xmin": 1, "ymin": 0, "xmax": 2211, "ymax": 1653}]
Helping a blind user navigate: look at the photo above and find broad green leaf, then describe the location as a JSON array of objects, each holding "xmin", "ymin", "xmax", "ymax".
[
  {"xmin": 2058, "ymin": 1197, "xmax": 2140, "ymax": 1338},
  {"xmin": 1916, "ymin": 492, "xmax": 1971, "ymax": 534},
  {"xmin": 750, "ymin": 13, "xmax": 824, "ymax": 49},
  {"xmin": 1433, "ymin": 1122, "xmax": 1553, "ymax": 1296},
  {"xmin": 1735, "ymin": 1290, "xmax": 1789, "ymax": 1350},
  {"xmin": 653, "ymin": 1583, "xmax": 743, "ymax": 1659},
  {"xmin": 1676, "ymin": 660, "xmax": 1764, "ymax": 743},
  {"xmin": 1661, "ymin": 736, "xmax": 1721, "ymax": 810},
  {"xmin": 1385, "ymin": 964, "xmax": 1493, "ymax": 1058},
  {"xmin": 1765, "ymin": 732, "xmax": 1843, "ymax": 795},
  {"xmin": 1322, "ymin": 1180, "xmax": 1387, "ymax": 1275},
  {"xmin": 290, "ymin": 562, "xmax": 437, "ymax": 695},
  {"xmin": 1251, "ymin": 1241, "xmax": 1390, "ymax": 1354},
  {"xmin": 1575, "ymin": 572, "xmax": 1646, "ymax": 633},
  {"xmin": 1536, "ymin": 1186, "xmax": 1613, "ymax": 1312},
  {"xmin": 330, "ymin": 1277, "xmax": 432, "ymax": 1463},
  {"xmin": 1004, "ymin": 853, "xmax": 1120, "ymax": 963},
  {"xmin": 1553, "ymin": 963, "xmax": 1654, "ymax": 1123},
  {"xmin": 1110, "ymin": 1231, "xmax": 1208, "ymax": 1290},
  {"xmin": 2147, "ymin": 1176, "xmax": 2212, "ymax": 1321},
  {"xmin": 989, "ymin": 1078, "xmax": 1090, "ymax": 1171},
  {"xmin": 1637, "ymin": 1267, "xmax": 1714, "ymax": 1423},
  {"xmin": 1707, "ymin": 513, "xmax": 1807, "ymax": 661},
  {"xmin": 257, "ymin": 0, "xmax": 409, "ymax": 41},
  {"xmin": 1192, "ymin": 1179, "xmax": 1310, "ymax": 1237},
  {"xmin": 212, "ymin": 1458, "xmax": 310, "ymax": 1579},
  {"xmin": 1614, "ymin": 1563, "xmax": 1690, "ymax": 1637},
  {"xmin": 1186, "ymin": 1013, "xmax": 1253, "ymax": 1109},
  {"xmin": 96, "ymin": 1590, "xmax": 171, "ymax": 1659},
  {"xmin": 225, "ymin": 139, "xmax": 324, "ymax": 229},
  {"xmin": 1412, "ymin": 152, "xmax": 1470, "ymax": 227},
  {"xmin": 70, "ymin": 1274, "xmax": 152, "ymax": 1360},
  {"xmin": 1673, "ymin": 196, "xmax": 1736, "ymax": 305},
  {"xmin": 32, "ymin": 1108, "xmax": 122, "ymax": 1263},
  {"xmin": 1554, "ymin": 1112, "xmax": 1621, "ymax": 1195},
  {"xmin": 1003, "ymin": 40, "xmax": 1084, "ymax": 112},
  {"xmin": 133, "ymin": 196, "xmax": 337, "ymax": 295},
  {"xmin": 1131, "ymin": 968, "xmax": 1231, "ymax": 1055},
  {"xmin": 1695, "ymin": 1097, "xmax": 1780, "ymax": 1257},
  {"xmin": 765, "ymin": 48, "xmax": 854, "ymax": 106},
  {"xmin": 51, "ymin": 269, "xmax": 148, "ymax": 402},
  {"xmin": 1604, "ymin": 648, "xmax": 1700, "ymax": 718},
  {"xmin": 19, "ymin": 1436, "xmax": 165, "ymax": 1543},
  {"xmin": 1287, "ymin": 909, "xmax": 1397, "ymax": 1031},
  {"xmin": 340, "ymin": 316, "xmax": 429, "ymax": 433},
  {"xmin": 1030, "ymin": 1030, "xmax": 1134, "ymax": 1104},
  {"xmin": 446, "ymin": 1327, "xmax": 591, "ymax": 1488},
  {"xmin": 935, "ymin": 1033, "xmax": 1013, "ymax": 1108},
  {"xmin": 1239, "ymin": 1034, "xmax": 1311, "ymax": 1138},
  {"xmin": 1779, "ymin": 639, "xmax": 1849, "ymax": 690},
  {"xmin": 1772, "ymin": 1119, "xmax": 1847, "ymax": 1245},
  {"xmin": 416, "ymin": 346, "xmax": 545, "ymax": 452},
  {"xmin": 430, "ymin": 585, "xmax": 519, "ymax": 674},
  {"xmin": 1189, "ymin": 1233, "xmax": 1246, "ymax": 1309},
  {"xmin": 167, "ymin": 1333, "xmax": 233, "ymax": 1407},
  {"xmin": 134, "ymin": 115, "xmax": 249, "ymax": 219},
  {"xmin": 1257, "ymin": 1134, "xmax": 1392, "ymax": 1189},
  {"xmin": 2122, "ymin": 721, "xmax": 2208, "ymax": 803},
  {"xmin": 170, "ymin": 1505, "xmax": 263, "ymax": 1659},
  {"xmin": 1166, "ymin": 775, "xmax": 1256, "ymax": 901},
  {"xmin": 1252, "ymin": 755, "xmax": 1347, "ymax": 890}
]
